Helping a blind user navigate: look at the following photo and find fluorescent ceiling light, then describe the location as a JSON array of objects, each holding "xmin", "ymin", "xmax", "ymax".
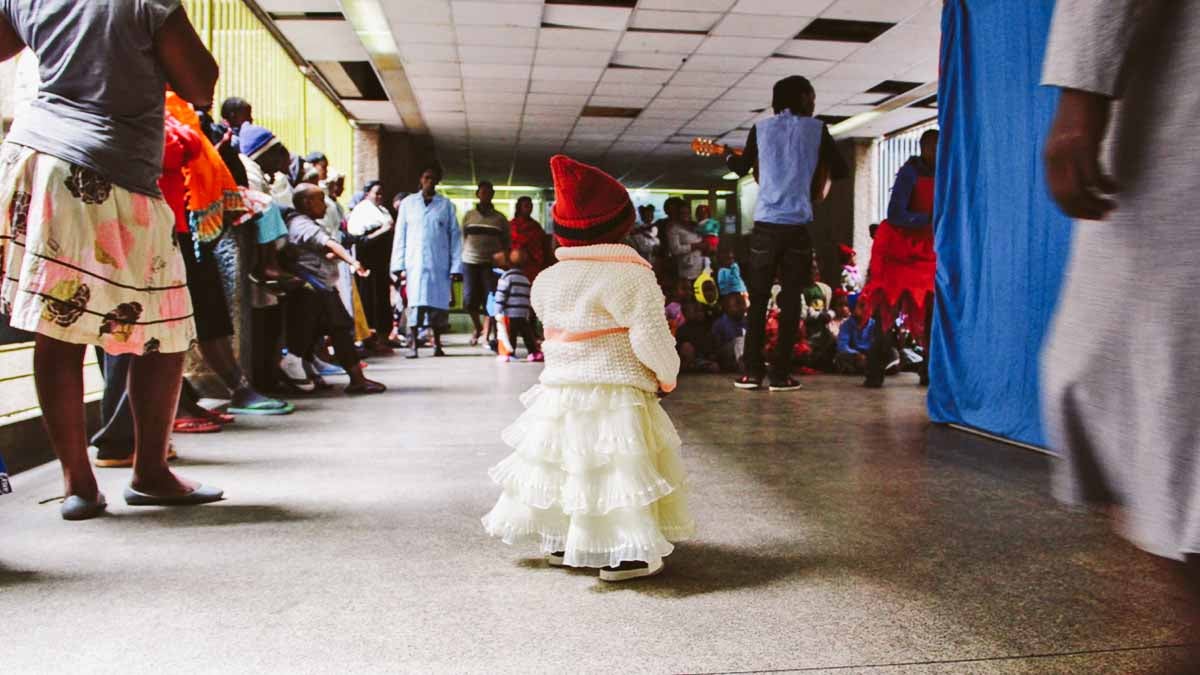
[{"xmin": 829, "ymin": 111, "xmax": 882, "ymax": 137}]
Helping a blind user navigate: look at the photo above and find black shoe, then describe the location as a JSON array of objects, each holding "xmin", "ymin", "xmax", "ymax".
[
  {"xmin": 433, "ymin": 347, "xmax": 446, "ymax": 357},
  {"xmin": 768, "ymin": 376, "xmax": 802, "ymax": 392},
  {"xmin": 918, "ymin": 368, "xmax": 930, "ymax": 387},
  {"xmin": 863, "ymin": 376, "xmax": 884, "ymax": 389},
  {"xmin": 734, "ymin": 375, "xmax": 762, "ymax": 390}
]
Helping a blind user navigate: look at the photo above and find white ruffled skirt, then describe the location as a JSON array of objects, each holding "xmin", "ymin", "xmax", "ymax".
[{"xmin": 482, "ymin": 384, "xmax": 694, "ymax": 568}]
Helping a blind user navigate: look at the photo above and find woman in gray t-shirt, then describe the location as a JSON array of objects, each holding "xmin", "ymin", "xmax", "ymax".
[{"xmin": 0, "ymin": 1, "xmax": 224, "ymax": 519}]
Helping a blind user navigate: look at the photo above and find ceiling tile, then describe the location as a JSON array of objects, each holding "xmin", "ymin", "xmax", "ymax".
[
  {"xmin": 705, "ymin": 98, "xmax": 761, "ymax": 113},
  {"xmin": 543, "ymin": 5, "xmax": 632, "ymax": 31},
  {"xmin": 451, "ymin": 1, "xmax": 543, "ymax": 27},
  {"xmin": 458, "ymin": 46, "xmax": 534, "ymax": 65},
  {"xmin": 711, "ymin": 13, "xmax": 812, "ymax": 38},
  {"xmin": 639, "ymin": 0, "xmax": 736, "ymax": 10},
  {"xmin": 387, "ymin": 22, "xmax": 456, "ymax": 44},
  {"xmin": 810, "ymin": 76, "xmax": 885, "ymax": 95},
  {"xmin": 821, "ymin": 0, "xmax": 928, "ymax": 23},
  {"xmin": 523, "ymin": 104, "xmax": 583, "ymax": 115},
  {"xmin": 537, "ymin": 28, "xmax": 623, "ymax": 51},
  {"xmin": 755, "ymin": 56, "xmax": 835, "ymax": 76},
  {"xmin": 276, "ymin": 20, "xmax": 370, "ymax": 60},
  {"xmin": 731, "ymin": 0, "xmax": 835, "ymax": 16},
  {"xmin": 527, "ymin": 92, "xmax": 590, "ymax": 106},
  {"xmin": 382, "ymin": 0, "xmax": 452, "ymax": 24},
  {"xmin": 408, "ymin": 76, "xmax": 463, "ymax": 90},
  {"xmin": 531, "ymin": 65, "xmax": 604, "ymax": 82},
  {"xmin": 416, "ymin": 90, "xmax": 465, "ymax": 105},
  {"xmin": 461, "ymin": 63, "xmax": 530, "ymax": 79},
  {"xmin": 462, "ymin": 77, "xmax": 529, "ymax": 92},
  {"xmin": 610, "ymin": 51, "xmax": 688, "ymax": 70},
  {"xmin": 776, "ymin": 39, "xmax": 862, "ymax": 60},
  {"xmin": 455, "ymin": 25, "xmax": 538, "ymax": 48},
  {"xmin": 897, "ymin": 59, "xmax": 938, "ymax": 82},
  {"xmin": 594, "ymin": 82, "xmax": 662, "ymax": 98},
  {"xmin": 679, "ymin": 54, "xmax": 763, "ymax": 73},
  {"xmin": 618, "ymin": 32, "xmax": 705, "ymax": 54},
  {"xmin": 821, "ymin": 60, "xmax": 898, "ymax": 80},
  {"xmin": 669, "ymin": 70, "xmax": 743, "ymax": 87},
  {"xmin": 534, "ymin": 49, "xmax": 612, "ymax": 67},
  {"xmin": 403, "ymin": 62, "xmax": 463, "ymax": 77},
  {"xmin": 629, "ymin": 10, "xmax": 722, "ymax": 32},
  {"xmin": 658, "ymin": 83, "xmax": 729, "ymax": 99},
  {"xmin": 638, "ymin": 106, "xmax": 697, "ymax": 121},
  {"xmin": 529, "ymin": 79, "xmax": 597, "ymax": 94},
  {"xmin": 909, "ymin": 0, "xmax": 943, "ymax": 25},
  {"xmin": 695, "ymin": 36, "xmax": 785, "ymax": 57},
  {"xmin": 342, "ymin": 101, "xmax": 404, "ymax": 127},
  {"xmin": 400, "ymin": 43, "xmax": 459, "ymax": 63},
  {"xmin": 464, "ymin": 90, "xmax": 517, "ymax": 104},
  {"xmin": 601, "ymin": 68, "xmax": 674, "ymax": 85}
]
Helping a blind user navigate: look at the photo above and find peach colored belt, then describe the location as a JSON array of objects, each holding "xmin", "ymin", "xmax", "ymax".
[{"xmin": 544, "ymin": 326, "xmax": 629, "ymax": 343}]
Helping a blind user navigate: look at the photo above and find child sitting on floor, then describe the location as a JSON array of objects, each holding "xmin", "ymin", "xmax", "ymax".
[
  {"xmin": 676, "ymin": 300, "xmax": 719, "ymax": 373},
  {"xmin": 834, "ymin": 298, "xmax": 875, "ymax": 374},
  {"xmin": 712, "ymin": 292, "xmax": 747, "ymax": 372}
]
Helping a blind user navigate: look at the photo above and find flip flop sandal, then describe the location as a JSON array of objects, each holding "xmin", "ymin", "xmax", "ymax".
[
  {"xmin": 345, "ymin": 381, "xmax": 387, "ymax": 395},
  {"xmin": 228, "ymin": 400, "xmax": 295, "ymax": 416},
  {"xmin": 172, "ymin": 417, "xmax": 223, "ymax": 434},
  {"xmin": 199, "ymin": 408, "xmax": 235, "ymax": 425}
]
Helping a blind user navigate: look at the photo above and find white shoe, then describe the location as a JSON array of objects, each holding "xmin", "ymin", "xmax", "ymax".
[
  {"xmin": 280, "ymin": 353, "xmax": 315, "ymax": 392},
  {"xmin": 599, "ymin": 557, "xmax": 665, "ymax": 582},
  {"xmin": 547, "ymin": 552, "xmax": 566, "ymax": 567}
]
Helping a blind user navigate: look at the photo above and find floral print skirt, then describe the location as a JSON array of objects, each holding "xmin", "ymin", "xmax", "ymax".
[{"xmin": 0, "ymin": 144, "xmax": 196, "ymax": 355}]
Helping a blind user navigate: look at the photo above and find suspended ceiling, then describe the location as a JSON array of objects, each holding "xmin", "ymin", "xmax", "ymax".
[{"xmin": 258, "ymin": 0, "xmax": 942, "ymax": 188}]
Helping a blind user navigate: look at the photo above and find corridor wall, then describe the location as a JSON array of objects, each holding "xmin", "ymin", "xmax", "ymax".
[{"xmin": 927, "ymin": 0, "xmax": 1073, "ymax": 447}]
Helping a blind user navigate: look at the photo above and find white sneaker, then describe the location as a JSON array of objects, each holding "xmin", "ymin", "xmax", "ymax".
[
  {"xmin": 546, "ymin": 552, "xmax": 566, "ymax": 567},
  {"xmin": 279, "ymin": 353, "xmax": 315, "ymax": 392},
  {"xmin": 599, "ymin": 557, "xmax": 665, "ymax": 582}
]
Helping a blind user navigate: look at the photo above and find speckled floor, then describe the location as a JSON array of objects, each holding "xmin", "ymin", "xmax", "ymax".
[{"xmin": 0, "ymin": 341, "xmax": 1192, "ymax": 674}]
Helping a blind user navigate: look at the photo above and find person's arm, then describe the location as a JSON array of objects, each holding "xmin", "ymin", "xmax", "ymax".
[
  {"xmin": 325, "ymin": 238, "xmax": 368, "ymax": 277},
  {"xmin": 1041, "ymin": 0, "xmax": 1143, "ymax": 220},
  {"xmin": 727, "ymin": 126, "xmax": 757, "ymax": 177},
  {"xmin": 447, "ymin": 203, "xmax": 464, "ymax": 277},
  {"xmin": 604, "ymin": 268, "xmax": 681, "ymax": 392},
  {"xmin": 820, "ymin": 126, "xmax": 850, "ymax": 180},
  {"xmin": 390, "ymin": 202, "xmax": 407, "ymax": 277},
  {"xmin": 154, "ymin": 7, "xmax": 218, "ymax": 109},
  {"xmin": 494, "ymin": 274, "xmax": 509, "ymax": 309},
  {"xmin": 886, "ymin": 164, "xmax": 931, "ymax": 227},
  {"xmin": 0, "ymin": 15, "xmax": 26, "ymax": 63}
]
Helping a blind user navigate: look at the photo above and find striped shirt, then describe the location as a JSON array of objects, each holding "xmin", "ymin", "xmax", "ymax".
[
  {"xmin": 461, "ymin": 207, "xmax": 511, "ymax": 265},
  {"xmin": 495, "ymin": 268, "xmax": 532, "ymax": 319}
]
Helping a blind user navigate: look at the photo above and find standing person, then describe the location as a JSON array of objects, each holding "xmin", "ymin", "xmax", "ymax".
[
  {"xmin": 493, "ymin": 249, "xmax": 541, "ymax": 362},
  {"xmin": 628, "ymin": 204, "xmax": 660, "ymax": 266},
  {"xmin": 859, "ymin": 129, "xmax": 938, "ymax": 388},
  {"xmin": 509, "ymin": 196, "xmax": 547, "ymax": 283},
  {"xmin": 726, "ymin": 75, "xmax": 849, "ymax": 392},
  {"xmin": 1041, "ymin": 1, "xmax": 1200, "ymax": 661},
  {"xmin": 283, "ymin": 184, "xmax": 385, "ymax": 395},
  {"xmin": 482, "ymin": 155, "xmax": 692, "ymax": 582},
  {"xmin": 460, "ymin": 181, "xmax": 511, "ymax": 345},
  {"xmin": 662, "ymin": 197, "xmax": 705, "ymax": 285},
  {"xmin": 0, "ymin": 1, "xmax": 224, "ymax": 520},
  {"xmin": 694, "ymin": 204, "xmax": 721, "ymax": 254},
  {"xmin": 391, "ymin": 164, "xmax": 462, "ymax": 359},
  {"xmin": 347, "ymin": 179, "xmax": 396, "ymax": 355}
]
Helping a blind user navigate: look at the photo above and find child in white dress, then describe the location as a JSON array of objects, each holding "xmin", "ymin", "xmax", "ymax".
[{"xmin": 482, "ymin": 155, "xmax": 694, "ymax": 581}]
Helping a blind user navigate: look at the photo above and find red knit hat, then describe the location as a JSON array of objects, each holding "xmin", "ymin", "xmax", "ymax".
[
  {"xmin": 550, "ymin": 154, "xmax": 634, "ymax": 247},
  {"xmin": 838, "ymin": 243, "xmax": 856, "ymax": 263}
]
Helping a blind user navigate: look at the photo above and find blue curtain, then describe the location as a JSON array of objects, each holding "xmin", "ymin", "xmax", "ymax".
[{"xmin": 927, "ymin": 0, "xmax": 1073, "ymax": 447}]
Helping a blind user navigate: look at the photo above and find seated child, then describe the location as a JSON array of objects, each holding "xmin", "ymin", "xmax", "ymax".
[
  {"xmin": 711, "ymin": 293, "xmax": 747, "ymax": 373},
  {"xmin": 715, "ymin": 245, "xmax": 748, "ymax": 305},
  {"xmin": 494, "ymin": 249, "xmax": 543, "ymax": 362},
  {"xmin": 839, "ymin": 244, "xmax": 863, "ymax": 295},
  {"xmin": 676, "ymin": 300, "xmax": 719, "ymax": 373},
  {"xmin": 834, "ymin": 298, "xmax": 875, "ymax": 375}
]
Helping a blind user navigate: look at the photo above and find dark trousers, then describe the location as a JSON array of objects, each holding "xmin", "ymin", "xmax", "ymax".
[
  {"xmin": 251, "ymin": 305, "xmax": 284, "ymax": 391},
  {"xmin": 286, "ymin": 288, "xmax": 358, "ymax": 371},
  {"xmin": 743, "ymin": 222, "xmax": 813, "ymax": 380},
  {"xmin": 507, "ymin": 316, "xmax": 538, "ymax": 354},
  {"xmin": 90, "ymin": 351, "xmax": 133, "ymax": 451},
  {"xmin": 355, "ymin": 232, "xmax": 395, "ymax": 338}
]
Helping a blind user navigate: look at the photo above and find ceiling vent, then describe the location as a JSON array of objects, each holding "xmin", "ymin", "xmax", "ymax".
[
  {"xmin": 338, "ymin": 62, "xmax": 388, "ymax": 102},
  {"xmin": 267, "ymin": 12, "xmax": 344, "ymax": 20},
  {"xmin": 544, "ymin": 0, "xmax": 638, "ymax": 7},
  {"xmin": 913, "ymin": 94, "xmax": 938, "ymax": 109},
  {"xmin": 581, "ymin": 106, "xmax": 642, "ymax": 118},
  {"xmin": 796, "ymin": 19, "xmax": 894, "ymax": 43},
  {"xmin": 867, "ymin": 80, "xmax": 923, "ymax": 96}
]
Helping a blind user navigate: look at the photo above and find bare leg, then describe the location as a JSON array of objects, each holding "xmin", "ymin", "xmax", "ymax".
[
  {"xmin": 128, "ymin": 351, "xmax": 198, "ymax": 496},
  {"xmin": 469, "ymin": 310, "xmax": 482, "ymax": 344},
  {"xmin": 33, "ymin": 335, "xmax": 97, "ymax": 500}
]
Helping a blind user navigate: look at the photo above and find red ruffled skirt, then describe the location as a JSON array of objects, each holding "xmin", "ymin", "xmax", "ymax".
[{"xmin": 859, "ymin": 221, "xmax": 935, "ymax": 337}]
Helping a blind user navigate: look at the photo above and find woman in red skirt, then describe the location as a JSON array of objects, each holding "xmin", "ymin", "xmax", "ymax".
[{"xmin": 860, "ymin": 129, "xmax": 938, "ymax": 388}]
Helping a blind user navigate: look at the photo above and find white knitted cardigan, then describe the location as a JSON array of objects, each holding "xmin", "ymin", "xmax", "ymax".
[{"xmin": 532, "ymin": 243, "xmax": 680, "ymax": 393}]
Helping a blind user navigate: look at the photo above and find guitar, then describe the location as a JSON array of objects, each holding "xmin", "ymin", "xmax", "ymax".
[{"xmin": 692, "ymin": 136, "xmax": 833, "ymax": 205}]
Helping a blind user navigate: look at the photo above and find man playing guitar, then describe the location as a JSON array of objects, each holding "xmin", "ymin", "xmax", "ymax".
[{"xmin": 724, "ymin": 75, "xmax": 849, "ymax": 392}]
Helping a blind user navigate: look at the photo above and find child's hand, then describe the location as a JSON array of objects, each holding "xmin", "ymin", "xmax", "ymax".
[
  {"xmin": 656, "ymin": 387, "xmax": 671, "ymax": 399},
  {"xmin": 354, "ymin": 261, "xmax": 370, "ymax": 278}
]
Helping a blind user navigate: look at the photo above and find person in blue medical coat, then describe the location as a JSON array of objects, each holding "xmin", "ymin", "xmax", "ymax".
[{"xmin": 391, "ymin": 163, "xmax": 463, "ymax": 359}]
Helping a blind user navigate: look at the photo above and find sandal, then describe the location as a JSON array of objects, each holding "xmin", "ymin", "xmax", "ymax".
[
  {"xmin": 172, "ymin": 416, "xmax": 223, "ymax": 434},
  {"xmin": 345, "ymin": 380, "xmax": 387, "ymax": 395},
  {"xmin": 228, "ymin": 400, "xmax": 295, "ymax": 416},
  {"xmin": 199, "ymin": 408, "xmax": 235, "ymax": 425}
]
